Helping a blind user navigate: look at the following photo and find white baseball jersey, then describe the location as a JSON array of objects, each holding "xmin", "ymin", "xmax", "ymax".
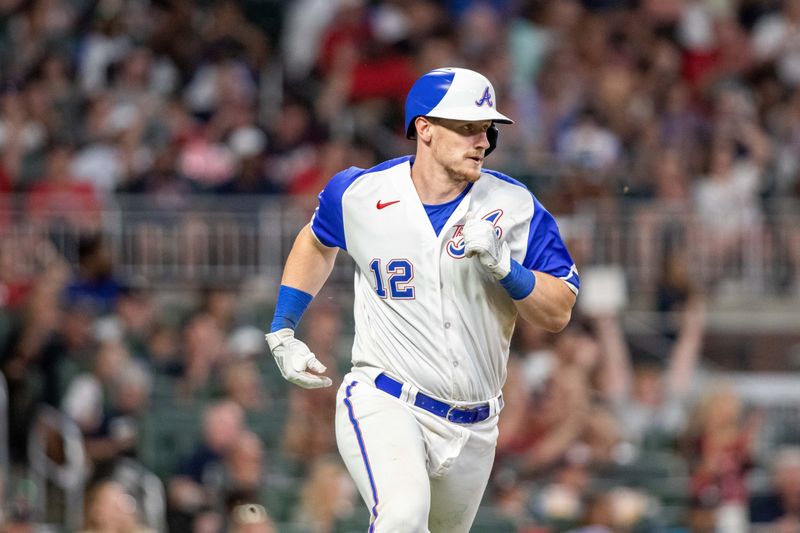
[{"xmin": 311, "ymin": 155, "xmax": 579, "ymax": 403}]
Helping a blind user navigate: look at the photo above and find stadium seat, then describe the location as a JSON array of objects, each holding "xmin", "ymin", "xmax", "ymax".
[{"xmin": 139, "ymin": 404, "xmax": 204, "ymax": 478}]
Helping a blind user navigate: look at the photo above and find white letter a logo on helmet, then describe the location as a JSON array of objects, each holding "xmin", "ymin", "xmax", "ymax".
[{"xmin": 475, "ymin": 86, "xmax": 493, "ymax": 107}]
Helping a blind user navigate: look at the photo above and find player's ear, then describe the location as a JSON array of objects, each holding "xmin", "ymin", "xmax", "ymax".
[{"xmin": 415, "ymin": 116, "xmax": 434, "ymax": 143}]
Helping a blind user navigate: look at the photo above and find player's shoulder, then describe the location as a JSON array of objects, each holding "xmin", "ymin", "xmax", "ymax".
[
  {"xmin": 477, "ymin": 168, "xmax": 559, "ymax": 224},
  {"xmin": 329, "ymin": 155, "xmax": 412, "ymax": 188},
  {"xmin": 484, "ymin": 168, "xmax": 555, "ymax": 205},
  {"xmin": 479, "ymin": 168, "xmax": 538, "ymax": 207},
  {"xmin": 480, "ymin": 168, "xmax": 529, "ymax": 191}
]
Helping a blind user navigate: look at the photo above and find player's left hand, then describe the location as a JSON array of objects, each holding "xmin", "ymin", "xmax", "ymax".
[
  {"xmin": 265, "ymin": 328, "xmax": 333, "ymax": 389},
  {"xmin": 463, "ymin": 218, "xmax": 511, "ymax": 280}
]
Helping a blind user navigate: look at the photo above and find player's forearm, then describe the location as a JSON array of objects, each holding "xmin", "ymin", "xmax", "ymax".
[
  {"xmin": 265, "ymin": 224, "xmax": 337, "ymax": 388},
  {"xmin": 280, "ymin": 224, "xmax": 338, "ymax": 296},
  {"xmin": 513, "ymin": 272, "xmax": 576, "ymax": 332}
]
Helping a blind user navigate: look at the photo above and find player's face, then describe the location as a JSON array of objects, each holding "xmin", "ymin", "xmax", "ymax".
[{"xmin": 429, "ymin": 118, "xmax": 492, "ymax": 183}]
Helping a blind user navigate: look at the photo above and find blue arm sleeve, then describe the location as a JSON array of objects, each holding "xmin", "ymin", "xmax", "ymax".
[{"xmin": 270, "ymin": 285, "xmax": 314, "ymax": 332}]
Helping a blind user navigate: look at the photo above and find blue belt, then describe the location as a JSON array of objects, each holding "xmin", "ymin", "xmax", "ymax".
[{"xmin": 374, "ymin": 373, "xmax": 493, "ymax": 424}]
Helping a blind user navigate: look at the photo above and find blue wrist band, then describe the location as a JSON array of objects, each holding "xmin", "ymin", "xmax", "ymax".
[
  {"xmin": 499, "ymin": 259, "xmax": 536, "ymax": 300},
  {"xmin": 270, "ymin": 285, "xmax": 313, "ymax": 332}
]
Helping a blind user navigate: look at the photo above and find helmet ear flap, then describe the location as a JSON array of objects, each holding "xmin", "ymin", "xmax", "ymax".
[{"xmin": 485, "ymin": 123, "xmax": 499, "ymax": 157}]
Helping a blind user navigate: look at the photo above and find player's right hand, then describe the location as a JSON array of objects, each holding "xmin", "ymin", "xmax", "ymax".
[
  {"xmin": 265, "ymin": 328, "xmax": 333, "ymax": 389},
  {"xmin": 463, "ymin": 218, "xmax": 511, "ymax": 280}
]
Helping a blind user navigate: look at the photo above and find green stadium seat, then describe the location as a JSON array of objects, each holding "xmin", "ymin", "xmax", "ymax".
[
  {"xmin": 139, "ymin": 403, "xmax": 205, "ymax": 478},
  {"xmin": 469, "ymin": 507, "xmax": 518, "ymax": 533},
  {"xmin": 246, "ymin": 399, "xmax": 289, "ymax": 451}
]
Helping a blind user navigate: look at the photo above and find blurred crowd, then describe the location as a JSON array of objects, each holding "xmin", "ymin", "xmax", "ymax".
[
  {"xmin": 2, "ymin": 0, "xmax": 800, "ymax": 531},
  {"xmin": 1, "ymin": 0, "xmax": 800, "ymax": 210},
  {"xmin": 3, "ymin": 231, "xmax": 800, "ymax": 532}
]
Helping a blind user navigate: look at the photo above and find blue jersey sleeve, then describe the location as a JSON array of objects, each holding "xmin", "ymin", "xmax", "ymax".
[
  {"xmin": 522, "ymin": 197, "xmax": 580, "ymax": 292},
  {"xmin": 310, "ymin": 167, "xmax": 364, "ymax": 250}
]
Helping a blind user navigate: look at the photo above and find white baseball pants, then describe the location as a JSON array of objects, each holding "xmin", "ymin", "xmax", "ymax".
[{"xmin": 335, "ymin": 369, "xmax": 499, "ymax": 533}]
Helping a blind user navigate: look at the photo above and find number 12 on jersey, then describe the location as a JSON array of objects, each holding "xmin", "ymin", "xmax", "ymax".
[{"xmin": 369, "ymin": 258, "xmax": 416, "ymax": 299}]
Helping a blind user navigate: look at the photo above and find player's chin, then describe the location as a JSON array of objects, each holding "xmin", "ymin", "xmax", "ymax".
[
  {"xmin": 462, "ymin": 161, "xmax": 483, "ymax": 182},
  {"xmin": 462, "ymin": 166, "xmax": 482, "ymax": 183}
]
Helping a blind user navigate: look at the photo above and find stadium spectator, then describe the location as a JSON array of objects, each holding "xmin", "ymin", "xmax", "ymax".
[
  {"xmin": 81, "ymin": 479, "xmax": 155, "ymax": 533},
  {"xmin": 281, "ymin": 378, "xmax": 338, "ymax": 468},
  {"xmin": 293, "ymin": 456, "xmax": 358, "ymax": 533},
  {"xmin": 117, "ymin": 143, "xmax": 194, "ymax": 202},
  {"xmin": 0, "ymin": 240, "xmax": 69, "ymax": 460},
  {"xmin": 497, "ymin": 319, "xmax": 620, "ymax": 474},
  {"xmin": 34, "ymin": 297, "xmax": 97, "ymax": 407},
  {"xmin": 683, "ymin": 383, "xmax": 762, "ymax": 532},
  {"xmin": 62, "ymin": 339, "xmax": 129, "ymax": 439},
  {"xmin": 200, "ymin": 0, "xmax": 269, "ymax": 70},
  {"xmin": 66, "ymin": 234, "xmax": 125, "ymax": 315},
  {"xmin": 215, "ymin": 126, "xmax": 281, "ymax": 196},
  {"xmin": 81, "ymin": 359, "xmax": 152, "ymax": 475},
  {"xmin": 26, "ymin": 143, "xmax": 102, "ymax": 231},
  {"xmin": 750, "ymin": 446, "xmax": 800, "ymax": 526},
  {"xmin": 144, "ymin": 322, "xmax": 182, "ymax": 377},
  {"xmin": 631, "ymin": 150, "xmax": 695, "ymax": 291},
  {"xmin": 556, "ymin": 107, "xmax": 621, "ymax": 178},
  {"xmin": 593, "ymin": 296, "xmax": 707, "ymax": 447},
  {"xmin": 261, "ymin": 97, "xmax": 318, "ymax": 189},
  {"xmin": 3, "ymin": 1, "xmax": 800, "ymax": 530},
  {"xmin": 221, "ymin": 431, "xmax": 267, "ymax": 501},
  {"xmin": 70, "ymin": 92, "xmax": 140, "ymax": 197},
  {"xmin": 281, "ymin": 301, "xmax": 343, "ymax": 467},
  {"xmin": 228, "ymin": 503, "xmax": 275, "ymax": 533},
  {"xmin": 175, "ymin": 311, "xmax": 228, "ymax": 401},
  {"xmin": 486, "ymin": 467, "xmax": 533, "ymax": 528},
  {"xmin": 752, "ymin": 0, "xmax": 800, "ymax": 87},
  {"xmin": 114, "ymin": 284, "xmax": 157, "ymax": 358},
  {"xmin": 200, "ymin": 286, "xmax": 238, "ymax": 333},
  {"xmin": 168, "ymin": 400, "xmax": 246, "ymax": 531},
  {"xmin": 0, "ymin": 86, "xmax": 46, "ymax": 188},
  {"xmin": 287, "ymin": 139, "xmax": 350, "ymax": 196},
  {"xmin": 221, "ymin": 358, "xmax": 267, "ymax": 412},
  {"xmin": 0, "ymin": 236, "xmax": 36, "ymax": 310},
  {"xmin": 694, "ymin": 84, "xmax": 772, "ymax": 282}
]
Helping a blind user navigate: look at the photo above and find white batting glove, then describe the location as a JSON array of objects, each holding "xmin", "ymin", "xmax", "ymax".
[
  {"xmin": 265, "ymin": 328, "xmax": 333, "ymax": 389},
  {"xmin": 463, "ymin": 218, "xmax": 511, "ymax": 280}
]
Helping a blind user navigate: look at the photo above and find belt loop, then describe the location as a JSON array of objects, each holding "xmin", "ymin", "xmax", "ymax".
[
  {"xmin": 402, "ymin": 382, "xmax": 419, "ymax": 405},
  {"xmin": 489, "ymin": 395, "xmax": 504, "ymax": 418}
]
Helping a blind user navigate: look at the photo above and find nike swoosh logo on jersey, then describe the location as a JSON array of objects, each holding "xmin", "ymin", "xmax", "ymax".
[{"xmin": 376, "ymin": 199, "xmax": 400, "ymax": 209}]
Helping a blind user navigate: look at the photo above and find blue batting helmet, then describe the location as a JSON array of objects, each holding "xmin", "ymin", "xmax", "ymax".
[{"xmin": 404, "ymin": 67, "xmax": 513, "ymax": 155}]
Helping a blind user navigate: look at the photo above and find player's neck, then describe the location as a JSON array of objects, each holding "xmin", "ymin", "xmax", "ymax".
[{"xmin": 410, "ymin": 153, "xmax": 471, "ymax": 204}]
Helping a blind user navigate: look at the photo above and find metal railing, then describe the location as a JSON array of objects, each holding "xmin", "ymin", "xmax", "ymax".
[
  {"xmin": 2, "ymin": 195, "xmax": 799, "ymax": 300},
  {"xmin": 573, "ymin": 201, "xmax": 800, "ymax": 301},
  {"xmin": 27, "ymin": 405, "xmax": 87, "ymax": 531},
  {"xmin": 112, "ymin": 458, "xmax": 167, "ymax": 533}
]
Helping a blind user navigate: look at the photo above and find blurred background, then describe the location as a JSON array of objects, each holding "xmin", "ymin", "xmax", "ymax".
[{"xmin": 1, "ymin": 0, "xmax": 800, "ymax": 531}]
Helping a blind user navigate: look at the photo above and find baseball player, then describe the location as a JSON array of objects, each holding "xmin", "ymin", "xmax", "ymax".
[{"xmin": 266, "ymin": 67, "xmax": 579, "ymax": 532}]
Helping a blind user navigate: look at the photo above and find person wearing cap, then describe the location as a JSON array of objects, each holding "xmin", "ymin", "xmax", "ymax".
[{"xmin": 265, "ymin": 67, "xmax": 579, "ymax": 532}]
